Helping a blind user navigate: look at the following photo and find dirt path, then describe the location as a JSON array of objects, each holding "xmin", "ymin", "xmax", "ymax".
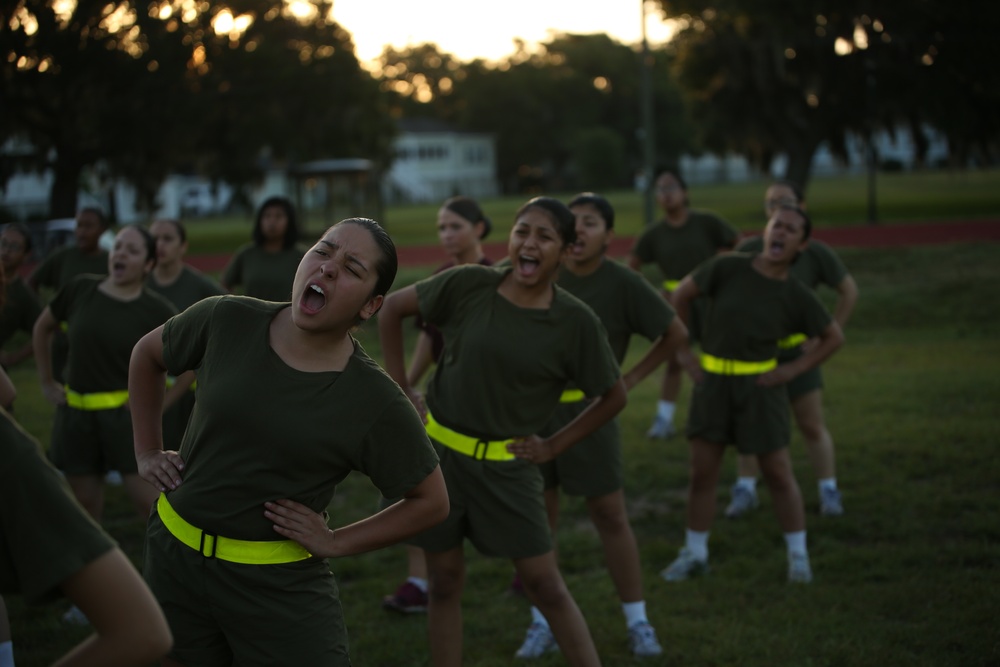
[{"xmin": 187, "ymin": 218, "xmax": 1000, "ymax": 272}]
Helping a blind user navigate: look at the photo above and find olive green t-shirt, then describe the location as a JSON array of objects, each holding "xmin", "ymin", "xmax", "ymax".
[
  {"xmin": 693, "ymin": 253, "xmax": 832, "ymax": 361},
  {"xmin": 416, "ymin": 265, "xmax": 620, "ymax": 440},
  {"xmin": 161, "ymin": 296, "xmax": 439, "ymax": 540},
  {"xmin": 49, "ymin": 276, "xmax": 177, "ymax": 393},
  {"xmin": 147, "ymin": 265, "xmax": 225, "ymax": 312},
  {"xmin": 631, "ymin": 210, "xmax": 738, "ymax": 280},
  {"xmin": 736, "ymin": 236, "xmax": 848, "ymax": 291},
  {"xmin": 557, "ymin": 258, "xmax": 676, "ymax": 364},
  {"xmin": 0, "ymin": 276, "xmax": 41, "ymax": 347},
  {"xmin": 0, "ymin": 408, "xmax": 115, "ymax": 605},
  {"xmin": 221, "ymin": 243, "xmax": 304, "ymax": 302},
  {"xmin": 30, "ymin": 245, "xmax": 109, "ymax": 292}
]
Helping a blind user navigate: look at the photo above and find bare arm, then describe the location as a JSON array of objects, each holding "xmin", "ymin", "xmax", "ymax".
[
  {"xmin": 622, "ymin": 317, "xmax": 689, "ymax": 391},
  {"xmin": 32, "ymin": 306, "xmax": 65, "ymax": 406},
  {"xmin": 506, "ymin": 378, "xmax": 628, "ymax": 463},
  {"xmin": 406, "ymin": 331, "xmax": 435, "ymax": 388},
  {"xmin": 668, "ymin": 275, "xmax": 705, "ymax": 382},
  {"xmin": 129, "ymin": 328, "xmax": 185, "ymax": 491},
  {"xmin": 264, "ymin": 465, "xmax": 449, "ymax": 558},
  {"xmin": 377, "ymin": 286, "xmax": 424, "ymax": 413},
  {"xmin": 0, "ymin": 341, "xmax": 34, "ymax": 368},
  {"xmin": 833, "ymin": 274, "xmax": 859, "ymax": 330},
  {"xmin": 758, "ymin": 321, "xmax": 845, "ymax": 388},
  {"xmin": 53, "ymin": 548, "xmax": 172, "ymax": 667}
]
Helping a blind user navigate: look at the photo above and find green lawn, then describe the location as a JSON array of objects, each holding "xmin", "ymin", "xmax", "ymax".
[
  {"xmin": 183, "ymin": 169, "xmax": 1000, "ymax": 254},
  {"xmin": 5, "ymin": 238, "xmax": 1000, "ymax": 665}
]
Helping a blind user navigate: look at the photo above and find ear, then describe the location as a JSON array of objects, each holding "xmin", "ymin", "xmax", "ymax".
[
  {"xmin": 604, "ymin": 227, "xmax": 615, "ymax": 246},
  {"xmin": 359, "ymin": 293, "xmax": 384, "ymax": 322}
]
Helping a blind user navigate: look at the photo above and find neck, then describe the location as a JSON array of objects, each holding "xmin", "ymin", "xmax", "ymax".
[
  {"xmin": 565, "ymin": 253, "xmax": 604, "ymax": 277},
  {"xmin": 751, "ymin": 254, "xmax": 791, "ymax": 280},
  {"xmin": 263, "ymin": 239, "xmax": 284, "ymax": 252},
  {"xmin": 270, "ymin": 308, "xmax": 355, "ymax": 372},
  {"xmin": 664, "ymin": 208, "xmax": 688, "ymax": 226},
  {"xmin": 153, "ymin": 260, "xmax": 183, "ymax": 283},
  {"xmin": 452, "ymin": 245, "xmax": 484, "ymax": 266}
]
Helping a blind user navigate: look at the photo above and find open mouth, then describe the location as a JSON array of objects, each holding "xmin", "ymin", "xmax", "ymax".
[
  {"xmin": 518, "ymin": 254, "xmax": 541, "ymax": 276},
  {"xmin": 768, "ymin": 239, "xmax": 786, "ymax": 257},
  {"xmin": 301, "ymin": 283, "xmax": 327, "ymax": 314}
]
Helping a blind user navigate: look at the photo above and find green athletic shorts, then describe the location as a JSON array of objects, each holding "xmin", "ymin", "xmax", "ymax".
[
  {"xmin": 49, "ymin": 404, "xmax": 137, "ymax": 475},
  {"xmin": 539, "ymin": 402, "xmax": 622, "ymax": 498},
  {"xmin": 779, "ymin": 346, "xmax": 824, "ymax": 400},
  {"xmin": 410, "ymin": 440, "xmax": 552, "ymax": 559},
  {"xmin": 685, "ymin": 374, "xmax": 790, "ymax": 455},
  {"xmin": 143, "ymin": 507, "xmax": 350, "ymax": 666}
]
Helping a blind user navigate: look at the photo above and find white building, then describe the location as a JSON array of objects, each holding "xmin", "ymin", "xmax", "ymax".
[{"xmin": 382, "ymin": 118, "xmax": 500, "ymax": 203}]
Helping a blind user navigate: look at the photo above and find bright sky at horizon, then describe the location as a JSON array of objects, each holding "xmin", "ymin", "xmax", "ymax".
[{"xmin": 331, "ymin": 0, "xmax": 677, "ymax": 64}]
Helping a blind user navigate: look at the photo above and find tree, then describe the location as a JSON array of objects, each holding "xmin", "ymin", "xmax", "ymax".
[
  {"xmin": 0, "ymin": 1, "xmax": 392, "ymax": 217},
  {"xmin": 654, "ymin": 0, "xmax": 999, "ymax": 190}
]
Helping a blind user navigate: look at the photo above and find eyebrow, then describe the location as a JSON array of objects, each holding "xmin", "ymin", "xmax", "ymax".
[{"xmin": 320, "ymin": 240, "xmax": 370, "ymax": 273}]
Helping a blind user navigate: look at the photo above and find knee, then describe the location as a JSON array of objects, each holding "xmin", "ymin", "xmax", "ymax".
[
  {"xmin": 797, "ymin": 417, "xmax": 826, "ymax": 443},
  {"xmin": 588, "ymin": 499, "xmax": 630, "ymax": 536},
  {"xmin": 428, "ymin": 566, "xmax": 464, "ymax": 601},
  {"xmin": 522, "ymin": 572, "xmax": 571, "ymax": 609}
]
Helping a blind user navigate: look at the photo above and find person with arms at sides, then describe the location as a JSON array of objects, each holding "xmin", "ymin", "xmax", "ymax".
[
  {"xmin": 28, "ymin": 208, "xmax": 110, "ymax": 384},
  {"xmin": 379, "ymin": 196, "xmax": 626, "ymax": 667},
  {"xmin": 512, "ymin": 193, "xmax": 690, "ymax": 659},
  {"xmin": 129, "ymin": 218, "xmax": 448, "ymax": 667},
  {"xmin": 0, "ymin": 224, "xmax": 41, "ymax": 369},
  {"xmin": 220, "ymin": 195, "xmax": 304, "ymax": 301},
  {"xmin": 661, "ymin": 205, "xmax": 844, "ymax": 584},
  {"xmin": 723, "ymin": 181, "xmax": 858, "ymax": 518},
  {"xmin": 146, "ymin": 218, "xmax": 223, "ymax": 450},
  {"xmin": 383, "ymin": 195, "xmax": 493, "ymax": 615},
  {"xmin": 628, "ymin": 168, "xmax": 738, "ymax": 440},
  {"xmin": 32, "ymin": 226, "xmax": 178, "ymax": 579},
  {"xmin": 0, "ymin": 367, "xmax": 172, "ymax": 667}
]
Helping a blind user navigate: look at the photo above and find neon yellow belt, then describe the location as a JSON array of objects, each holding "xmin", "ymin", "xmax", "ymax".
[
  {"xmin": 157, "ymin": 493, "xmax": 312, "ymax": 565},
  {"xmin": 424, "ymin": 410, "xmax": 516, "ymax": 462},
  {"xmin": 700, "ymin": 353, "xmax": 777, "ymax": 376},
  {"xmin": 662, "ymin": 279, "xmax": 680, "ymax": 291},
  {"xmin": 64, "ymin": 388, "xmax": 129, "ymax": 410},
  {"xmin": 777, "ymin": 333, "xmax": 808, "ymax": 349},
  {"xmin": 559, "ymin": 389, "xmax": 586, "ymax": 403}
]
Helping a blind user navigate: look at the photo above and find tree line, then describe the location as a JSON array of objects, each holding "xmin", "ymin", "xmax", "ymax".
[{"xmin": 1, "ymin": 0, "xmax": 994, "ymax": 218}]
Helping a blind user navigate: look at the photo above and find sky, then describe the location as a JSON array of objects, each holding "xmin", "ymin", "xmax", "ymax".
[{"xmin": 331, "ymin": 0, "xmax": 677, "ymax": 64}]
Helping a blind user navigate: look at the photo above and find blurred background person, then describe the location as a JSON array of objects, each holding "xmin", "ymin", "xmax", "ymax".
[
  {"xmin": 628, "ymin": 169, "xmax": 738, "ymax": 440},
  {"xmin": 723, "ymin": 180, "xmax": 858, "ymax": 518},
  {"xmin": 221, "ymin": 196, "xmax": 304, "ymax": 301},
  {"xmin": 0, "ymin": 223, "xmax": 41, "ymax": 369}
]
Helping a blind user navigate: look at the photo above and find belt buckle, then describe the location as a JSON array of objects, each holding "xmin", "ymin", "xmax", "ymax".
[
  {"xmin": 473, "ymin": 439, "xmax": 490, "ymax": 460},
  {"xmin": 199, "ymin": 530, "xmax": 218, "ymax": 559}
]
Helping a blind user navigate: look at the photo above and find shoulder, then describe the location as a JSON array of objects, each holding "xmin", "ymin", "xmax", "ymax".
[
  {"xmin": 141, "ymin": 287, "xmax": 180, "ymax": 315},
  {"xmin": 553, "ymin": 285, "xmax": 601, "ymax": 323},
  {"xmin": 736, "ymin": 234, "xmax": 764, "ymax": 252},
  {"xmin": 349, "ymin": 340, "xmax": 411, "ymax": 399},
  {"xmin": 805, "ymin": 239, "xmax": 839, "ymax": 260}
]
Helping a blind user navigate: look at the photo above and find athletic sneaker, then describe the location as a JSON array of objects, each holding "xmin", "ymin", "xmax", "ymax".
[
  {"xmin": 514, "ymin": 622, "xmax": 558, "ymax": 659},
  {"xmin": 646, "ymin": 415, "xmax": 676, "ymax": 439},
  {"xmin": 381, "ymin": 581, "xmax": 428, "ymax": 614},
  {"xmin": 724, "ymin": 484, "xmax": 759, "ymax": 519},
  {"xmin": 628, "ymin": 620, "xmax": 663, "ymax": 657},
  {"xmin": 819, "ymin": 487, "xmax": 844, "ymax": 516},
  {"xmin": 62, "ymin": 605, "xmax": 89, "ymax": 625},
  {"xmin": 660, "ymin": 547, "xmax": 709, "ymax": 582},
  {"xmin": 104, "ymin": 470, "xmax": 123, "ymax": 486},
  {"xmin": 787, "ymin": 552, "xmax": 813, "ymax": 583}
]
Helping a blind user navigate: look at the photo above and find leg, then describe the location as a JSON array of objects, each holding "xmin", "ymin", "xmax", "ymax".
[
  {"xmin": 123, "ymin": 474, "xmax": 159, "ymax": 520},
  {"xmin": 66, "ymin": 474, "xmax": 104, "ymax": 522},
  {"xmin": 791, "ymin": 389, "xmax": 835, "ymax": 480},
  {"xmin": 425, "ymin": 547, "xmax": 466, "ymax": 667},
  {"xmin": 585, "ymin": 490, "xmax": 642, "ymax": 603},
  {"xmin": 687, "ymin": 438, "xmax": 727, "ymax": 532},
  {"xmin": 756, "ymin": 448, "xmax": 805, "ymax": 533},
  {"xmin": 514, "ymin": 552, "xmax": 600, "ymax": 667},
  {"xmin": 724, "ymin": 454, "xmax": 761, "ymax": 519}
]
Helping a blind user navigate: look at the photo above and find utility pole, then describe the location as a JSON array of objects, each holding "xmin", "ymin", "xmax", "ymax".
[{"xmin": 640, "ymin": 0, "xmax": 656, "ymax": 226}]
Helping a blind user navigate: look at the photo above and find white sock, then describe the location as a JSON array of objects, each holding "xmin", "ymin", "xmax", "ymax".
[
  {"xmin": 784, "ymin": 530, "xmax": 808, "ymax": 557},
  {"xmin": 0, "ymin": 640, "xmax": 14, "ymax": 667},
  {"xmin": 622, "ymin": 601, "xmax": 648, "ymax": 628},
  {"xmin": 656, "ymin": 400, "xmax": 676, "ymax": 422},
  {"xmin": 685, "ymin": 529, "xmax": 710, "ymax": 561},
  {"xmin": 406, "ymin": 576, "xmax": 428, "ymax": 593},
  {"xmin": 530, "ymin": 605, "xmax": 549, "ymax": 627},
  {"xmin": 818, "ymin": 478, "xmax": 838, "ymax": 493},
  {"xmin": 735, "ymin": 476, "xmax": 758, "ymax": 492}
]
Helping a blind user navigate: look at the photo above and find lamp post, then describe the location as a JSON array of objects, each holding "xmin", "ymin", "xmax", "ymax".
[{"xmin": 640, "ymin": 0, "xmax": 656, "ymax": 226}]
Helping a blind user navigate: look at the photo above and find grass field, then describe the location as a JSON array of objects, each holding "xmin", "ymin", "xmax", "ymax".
[
  {"xmin": 179, "ymin": 169, "xmax": 1000, "ymax": 255},
  {"xmin": 4, "ymin": 174, "xmax": 1000, "ymax": 665}
]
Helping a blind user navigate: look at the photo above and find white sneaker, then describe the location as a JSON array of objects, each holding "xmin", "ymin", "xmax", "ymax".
[
  {"xmin": 104, "ymin": 470, "xmax": 123, "ymax": 486},
  {"xmin": 819, "ymin": 486, "xmax": 844, "ymax": 516},
  {"xmin": 628, "ymin": 620, "xmax": 663, "ymax": 657},
  {"xmin": 788, "ymin": 552, "xmax": 813, "ymax": 583},
  {"xmin": 724, "ymin": 484, "xmax": 759, "ymax": 519},
  {"xmin": 514, "ymin": 622, "xmax": 558, "ymax": 659},
  {"xmin": 62, "ymin": 605, "xmax": 90, "ymax": 625},
  {"xmin": 646, "ymin": 415, "xmax": 676, "ymax": 439},
  {"xmin": 660, "ymin": 547, "xmax": 709, "ymax": 582}
]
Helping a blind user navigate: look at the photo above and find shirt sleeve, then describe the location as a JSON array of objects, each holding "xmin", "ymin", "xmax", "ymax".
[
  {"xmin": 812, "ymin": 242, "xmax": 849, "ymax": 289},
  {"xmin": 47, "ymin": 275, "xmax": 82, "ymax": 323},
  {"xmin": 415, "ymin": 265, "xmax": 488, "ymax": 329},
  {"xmin": 631, "ymin": 227, "xmax": 655, "ymax": 263},
  {"xmin": 626, "ymin": 271, "xmax": 676, "ymax": 341},
  {"xmin": 359, "ymin": 393, "xmax": 440, "ymax": 500},
  {"xmin": 793, "ymin": 282, "xmax": 834, "ymax": 337},
  {"xmin": 162, "ymin": 295, "xmax": 224, "ymax": 376},
  {"xmin": 567, "ymin": 304, "xmax": 620, "ymax": 398},
  {"xmin": 711, "ymin": 215, "xmax": 739, "ymax": 249},
  {"xmin": 221, "ymin": 246, "xmax": 247, "ymax": 288}
]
